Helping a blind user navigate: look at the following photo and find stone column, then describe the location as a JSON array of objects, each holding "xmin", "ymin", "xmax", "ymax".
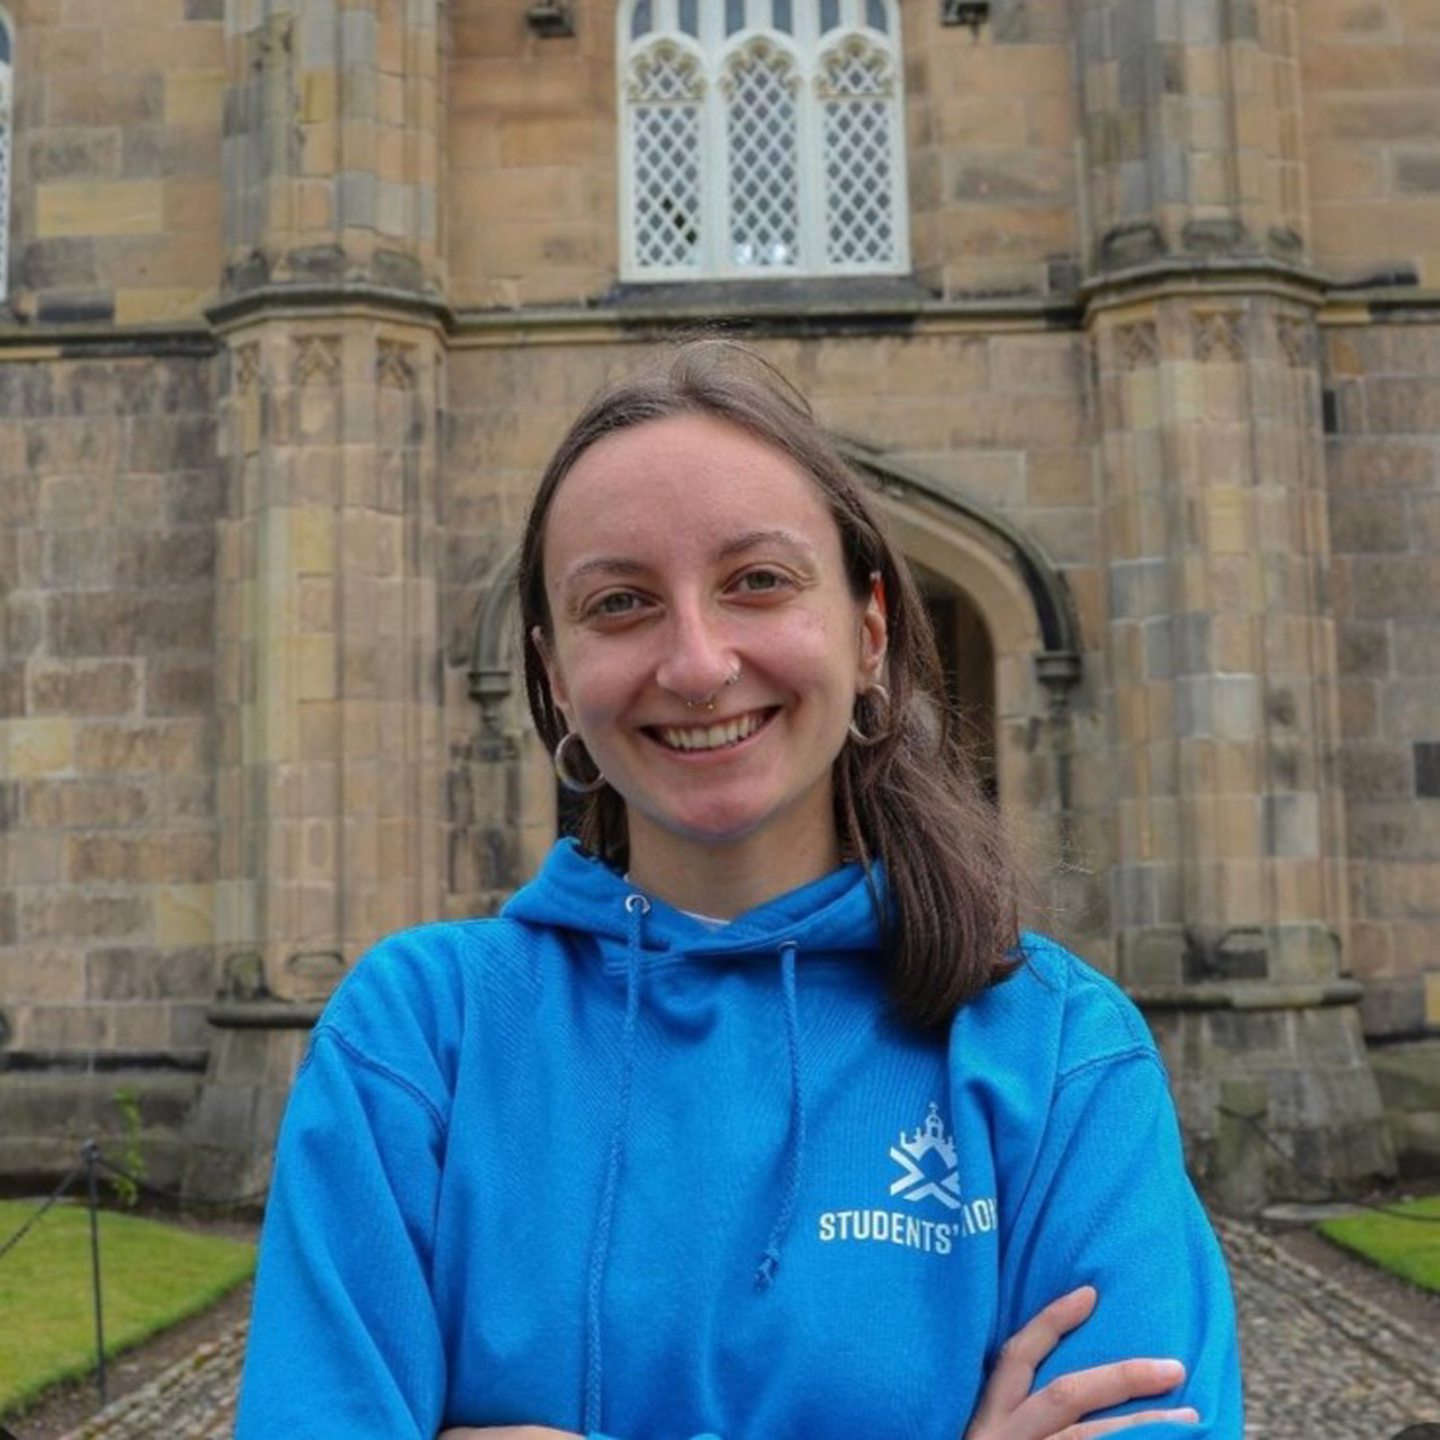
[
  {"xmin": 186, "ymin": 0, "xmax": 445, "ymax": 1200},
  {"xmin": 1077, "ymin": 0, "xmax": 1392, "ymax": 1204}
]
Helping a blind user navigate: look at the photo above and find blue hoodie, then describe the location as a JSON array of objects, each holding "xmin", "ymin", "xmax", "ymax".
[{"xmin": 236, "ymin": 839, "xmax": 1241, "ymax": 1439}]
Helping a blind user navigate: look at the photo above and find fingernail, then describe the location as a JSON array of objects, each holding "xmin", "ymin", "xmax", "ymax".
[{"xmin": 1154, "ymin": 1359, "xmax": 1185, "ymax": 1381}]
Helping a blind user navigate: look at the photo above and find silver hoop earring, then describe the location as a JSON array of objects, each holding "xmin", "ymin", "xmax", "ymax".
[
  {"xmin": 847, "ymin": 682, "xmax": 893, "ymax": 748},
  {"xmin": 554, "ymin": 731, "xmax": 606, "ymax": 793}
]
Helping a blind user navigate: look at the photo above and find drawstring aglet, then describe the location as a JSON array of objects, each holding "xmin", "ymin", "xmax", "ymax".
[{"xmin": 755, "ymin": 1247, "xmax": 781, "ymax": 1291}]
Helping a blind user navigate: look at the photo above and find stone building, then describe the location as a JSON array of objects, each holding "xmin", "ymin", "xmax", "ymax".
[{"xmin": 1, "ymin": 0, "xmax": 1438, "ymax": 1207}]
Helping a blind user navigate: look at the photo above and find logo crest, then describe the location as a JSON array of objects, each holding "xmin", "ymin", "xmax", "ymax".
[{"xmin": 888, "ymin": 1102, "xmax": 962, "ymax": 1210}]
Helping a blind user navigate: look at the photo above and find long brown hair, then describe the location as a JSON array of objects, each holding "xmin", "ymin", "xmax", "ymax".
[{"xmin": 518, "ymin": 340, "xmax": 1021, "ymax": 1028}]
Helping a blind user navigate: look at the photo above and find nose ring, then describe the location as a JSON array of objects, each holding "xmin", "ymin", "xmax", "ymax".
[{"xmin": 683, "ymin": 665, "xmax": 741, "ymax": 712}]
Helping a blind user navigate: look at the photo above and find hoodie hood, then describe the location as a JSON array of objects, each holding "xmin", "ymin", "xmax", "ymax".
[{"xmin": 501, "ymin": 837, "xmax": 886, "ymax": 966}]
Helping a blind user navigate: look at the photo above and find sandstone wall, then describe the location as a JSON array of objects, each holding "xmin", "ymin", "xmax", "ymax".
[
  {"xmin": 1302, "ymin": 0, "xmax": 1440, "ymax": 288},
  {"xmin": 11, "ymin": 0, "xmax": 225, "ymax": 326},
  {"xmin": 1326, "ymin": 319, "xmax": 1440, "ymax": 1038},
  {"xmin": 0, "ymin": 351, "xmax": 220, "ymax": 1083}
]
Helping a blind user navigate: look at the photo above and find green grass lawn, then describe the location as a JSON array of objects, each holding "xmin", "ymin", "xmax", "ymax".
[
  {"xmin": 0, "ymin": 1198, "xmax": 256, "ymax": 1417},
  {"xmin": 1317, "ymin": 1194, "xmax": 1440, "ymax": 1294}
]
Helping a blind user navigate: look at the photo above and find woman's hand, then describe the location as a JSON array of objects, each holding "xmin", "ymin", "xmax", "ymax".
[
  {"xmin": 965, "ymin": 1287, "xmax": 1200, "ymax": 1438},
  {"xmin": 437, "ymin": 1428, "xmax": 581, "ymax": 1439}
]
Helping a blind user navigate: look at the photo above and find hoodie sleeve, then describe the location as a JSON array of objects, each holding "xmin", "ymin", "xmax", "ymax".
[
  {"xmin": 994, "ymin": 1046, "xmax": 1243, "ymax": 1437},
  {"xmin": 234, "ymin": 1025, "xmax": 448, "ymax": 1440}
]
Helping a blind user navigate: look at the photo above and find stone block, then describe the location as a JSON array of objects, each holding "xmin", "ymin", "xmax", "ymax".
[
  {"xmin": 1335, "ymin": 621, "xmax": 1391, "ymax": 678},
  {"xmin": 23, "ymin": 776, "xmax": 153, "ymax": 829},
  {"xmin": 87, "ymin": 947, "xmax": 216, "ymax": 1002},
  {"xmin": 29, "ymin": 131, "xmax": 123, "ymax": 183},
  {"xmin": 8, "ymin": 719, "xmax": 75, "ymax": 777},
  {"xmin": 36, "ymin": 180, "xmax": 167, "ymax": 238},
  {"xmin": 47, "ymin": 592, "xmax": 215, "ymax": 658},
  {"xmin": 145, "ymin": 660, "xmax": 216, "ymax": 716},
  {"xmin": 67, "ymin": 832, "xmax": 217, "ymax": 885},
  {"xmin": 1340, "ymin": 743, "xmax": 1413, "ymax": 799},
  {"xmin": 114, "ymin": 288, "xmax": 211, "ymax": 326},
  {"xmin": 1320, "ymin": 95, "xmax": 1440, "ymax": 143},
  {"xmin": 1395, "ymin": 154, "xmax": 1440, "ymax": 196},
  {"xmin": 24, "ymin": 1004, "xmax": 111, "ymax": 1049},
  {"xmin": 0, "ymin": 951, "xmax": 85, "ymax": 1004},
  {"xmin": 154, "ymin": 884, "xmax": 215, "ymax": 946},
  {"xmin": 128, "ymin": 414, "xmax": 218, "ymax": 472},
  {"xmin": 75, "ymin": 721, "xmax": 207, "ymax": 775},
  {"xmin": 28, "ymin": 660, "xmax": 139, "ymax": 717}
]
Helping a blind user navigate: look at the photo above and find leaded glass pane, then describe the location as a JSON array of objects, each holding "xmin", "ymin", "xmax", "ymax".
[
  {"xmin": 725, "ymin": 47, "xmax": 800, "ymax": 268},
  {"xmin": 866, "ymin": 0, "xmax": 887, "ymax": 32},
  {"xmin": 822, "ymin": 47, "xmax": 894, "ymax": 265},
  {"xmin": 679, "ymin": 0, "xmax": 698, "ymax": 36},
  {"xmin": 631, "ymin": 0, "xmax": 652, "ymax": 40},
  {"xmin": 631, "ymin": 48, "xmax": 704, "ymax": 271},
  {"xmin": 726, "ymin": 0, "xmax": 746, "ymax": 35},
  {"xmin": 820, "ymin": 0, "xmax": 840, "ymax": 33},
  {"xmin": 0, "ymin": 24, "xmax": 11, "ymax": 65},
  {"xmin": 773, "ymin": 0, "xmax": 793, "ymax": 33}
]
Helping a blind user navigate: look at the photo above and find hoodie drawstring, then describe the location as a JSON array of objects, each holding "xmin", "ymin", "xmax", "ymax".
[
  {"xmin": 583, "ymin": 891, "xmax": 649, "ymax": 1435},
  {"xmin": 755, "ymin": 940, "xmax": 806, "ymax": 1291}
]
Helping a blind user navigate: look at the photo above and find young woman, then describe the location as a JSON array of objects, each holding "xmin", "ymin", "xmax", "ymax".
[{"xmin": 236, "ymin": 343, "xmax": 1242, "ymax": 1439}]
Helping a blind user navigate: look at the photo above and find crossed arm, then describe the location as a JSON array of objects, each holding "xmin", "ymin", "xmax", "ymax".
[{"xmin": 437, "ymin": 1284, "xmax": 1200, "ymax": 1440}]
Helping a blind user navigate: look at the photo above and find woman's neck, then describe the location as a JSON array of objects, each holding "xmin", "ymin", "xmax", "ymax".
[{"xmin": 624, "ymin": 821, "xmax": 843, "ymax": 920}]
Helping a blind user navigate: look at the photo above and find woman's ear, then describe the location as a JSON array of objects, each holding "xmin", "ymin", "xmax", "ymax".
[{"xmin": 857, "ymin": 575, "xmax": 888, "ymax": 685}]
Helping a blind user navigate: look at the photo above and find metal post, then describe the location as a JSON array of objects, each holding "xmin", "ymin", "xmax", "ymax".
[{"xmin": 83, "ymin": 1140, "xmax": 108, "ymax": 1405}]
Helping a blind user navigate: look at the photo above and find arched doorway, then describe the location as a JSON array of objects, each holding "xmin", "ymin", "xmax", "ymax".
[{"xmin": 915, "ymin": 562, "xmax": 998, "ymax": 802}]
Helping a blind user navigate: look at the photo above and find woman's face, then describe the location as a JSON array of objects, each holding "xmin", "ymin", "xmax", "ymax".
[{"xmin": 539, "ymin": 413, "xmax": 886, "ymax": 896}]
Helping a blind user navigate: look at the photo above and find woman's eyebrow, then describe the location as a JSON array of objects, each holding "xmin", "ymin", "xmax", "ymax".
[
  {"xmin": 560, "ymin": 556, "xmax": 648, "ymax": 587},
  {"xmin": 714, "ymin": 529, "xmax": 816, "ymax": 562}
]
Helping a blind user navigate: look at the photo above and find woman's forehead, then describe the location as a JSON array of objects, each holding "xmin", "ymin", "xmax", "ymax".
[{"xmin": 544, "ymin": 414, "xmax": 843, "ymax": 566}]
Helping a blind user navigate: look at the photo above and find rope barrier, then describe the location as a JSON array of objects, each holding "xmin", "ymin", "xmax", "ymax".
[
  {"xmin": 0, "ymin": 1140, "xmax": 266, "ymax": 1411},
  {"xmin": 0, "ymin": 1156, "xmax": 85, "ymax": 1263}
]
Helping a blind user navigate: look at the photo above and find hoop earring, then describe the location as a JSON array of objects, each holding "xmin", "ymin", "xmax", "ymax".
[
  {"xmin": 847, "ymin": 682, "xmax": 893, "ymax": 748},
  {"xmin": 554, "ymin": 731, "xmax": 606, "ymax": 793}
]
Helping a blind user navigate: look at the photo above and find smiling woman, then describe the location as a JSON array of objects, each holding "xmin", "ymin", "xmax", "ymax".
[{"xmin": 235, "ymin": 342, "xmax": 1243, "ymax": 1440}]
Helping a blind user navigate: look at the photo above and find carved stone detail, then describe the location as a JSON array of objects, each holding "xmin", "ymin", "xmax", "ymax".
[
  {"xmin": 1277, "ymin": 315, "xmax": 1314, "ymax": 369},
  {"xmin": 1116, "ymin": 321, "xmax": 1159, "ymax": 372},
  {"xmin": 291, "ymin": 335, "xmax": 342, "ymax": 386},
  {"xmin": 376, "ymin": 340, "xmax": 417, "ymax": 390},
  {"xmin": 234, "ymin": 343, "xmax": 261, "ymax": 394},
  {"xmin": 1192, "ymin": 311, "xmax": 1247, "ymax": 364}
]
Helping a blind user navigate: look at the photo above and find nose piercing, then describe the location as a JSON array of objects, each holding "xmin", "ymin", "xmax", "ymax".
[{"xmin": 682, "ymin": 665, "xmax": 741, "ymax": 712}]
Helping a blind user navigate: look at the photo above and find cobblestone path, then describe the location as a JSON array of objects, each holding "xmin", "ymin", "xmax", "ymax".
[{"xmin": 57, "ymin": 1220, "xmax": 1440, "ymax": 1439}]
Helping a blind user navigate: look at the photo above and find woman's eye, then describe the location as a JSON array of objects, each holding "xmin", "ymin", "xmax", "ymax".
[
  {"xmin": 585, "ymin": 590, "xmax": 652, "ymax": 621},
  {"xmin": 735, "ymin": 569, "xmax": 790, "ymax": 594}
]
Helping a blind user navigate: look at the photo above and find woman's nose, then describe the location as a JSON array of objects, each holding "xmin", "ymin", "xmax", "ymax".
[{"xmin": 654, "ymin": 608, "xmax": 737, "ymax": 707}]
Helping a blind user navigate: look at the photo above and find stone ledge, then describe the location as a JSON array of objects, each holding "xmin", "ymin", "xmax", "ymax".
[
  {"xmin": 1130, "ymin": 979, "xmax": 1366, "ymax": 1012},
  {"xmin": 204, "ymin": 1000, "xmax": 323, "ymax": 1030}
]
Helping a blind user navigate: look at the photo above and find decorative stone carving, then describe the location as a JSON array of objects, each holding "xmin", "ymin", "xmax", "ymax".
[
  {"xmin": 376, "ymin": 340, "xmax": 417, "ymax": 390},
  {"xmin": 234, "ymin": 343, "xmax": 261, "ymax": 393},
  {"xmin": 291, "ymin": 335, "xmax": 341, "ymax": 386},
  {"xmin": 1192, "ymin": 311, "xmax": 1247, "ymax": 363},
  {"xmin": 1116, "ymin": 320, "xmax": 1159, "ymax": 372},
  {"xmin": 1277, "ymin": 315, "xmax": 1314, "ymax": 369}
]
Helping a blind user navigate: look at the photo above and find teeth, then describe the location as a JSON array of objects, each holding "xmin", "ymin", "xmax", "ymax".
[{"xmin": 658, "ymin": 711, "xmax": 764, "ymax": 752}]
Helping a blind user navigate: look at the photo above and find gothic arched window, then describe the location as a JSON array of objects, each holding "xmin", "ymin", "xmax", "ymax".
[{"xmin": 619, "ymin": 0, "xmax": 907, "ymax": 280}]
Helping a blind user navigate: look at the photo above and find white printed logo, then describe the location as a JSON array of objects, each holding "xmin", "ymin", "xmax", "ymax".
[{"xmin": 888, "ymin": 1102, "xmax": 962, "ymax": 1211}]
